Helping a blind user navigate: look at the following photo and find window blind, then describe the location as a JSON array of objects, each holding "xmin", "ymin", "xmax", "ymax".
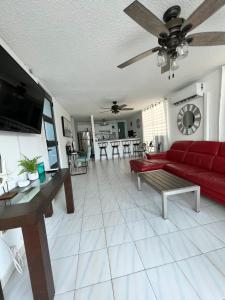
[{"xmin": 142, "ymin": 101, "xmax": 167, "ymax": 144}]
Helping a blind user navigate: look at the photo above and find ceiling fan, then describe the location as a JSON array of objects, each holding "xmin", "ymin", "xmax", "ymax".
[
  {"xmin": 101, "ymin": 101, "xmax": 134, "ymax": 114},
  {"xmin": 117, "ymin": 0, "xmax": 225, "ymax": 79}
]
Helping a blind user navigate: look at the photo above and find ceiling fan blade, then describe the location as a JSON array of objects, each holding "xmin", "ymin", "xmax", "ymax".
[
  {"xmin": 182, "ymin": 0, "xmax": 225, "ymax": 33},
  {"xmin": 100, "ymin": 110, "xmax": 111, "ymax": 113},
  {"xmin": 117, "ymin": 47, "xmax": 159, "ymax": 69},
  {"xmin": 161, "ymin": 58, "xmax": 171, "ymax": 74},
  {"xmin": 124, "ymin": 0, "xmax": 168, "ymax": 37},
  {"xmin": 119, "ymin": 104, "xmax": 127, "ymax": 109},
  {"xmin": 121, "ymin": 108, "xmax": 134, "ymax": 111},
  {"xmin": 188, "ymin": 32, "xmax": 225, "ymax": 46}
]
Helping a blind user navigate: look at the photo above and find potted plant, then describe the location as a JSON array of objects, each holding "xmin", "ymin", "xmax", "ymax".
[{"xmin": 18, "ymin": 155, "xmax": 41, "ymax": 181}]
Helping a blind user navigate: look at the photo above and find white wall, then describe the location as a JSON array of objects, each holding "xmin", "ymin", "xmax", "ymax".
[
  {"xmin": 0, "ymin": 39, "xmax": 72, "ymax": 287},
  {"xmin": 77, "ymin": 121, "xmax": 92, "ymax": 132},
  {"xmin": 203, "ymin": 68, "xmax": 222, "ymax": 140},
  {"xmin": 126, "ymin": 112, "xmax": 143, "ymax": 140},
  {"xmin": 167, "ymin": 67, "xmax": 222, "ymax": 145}
]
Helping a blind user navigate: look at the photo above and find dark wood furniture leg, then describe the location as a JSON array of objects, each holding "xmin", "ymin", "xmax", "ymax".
[
  {"xmin": 0, "ymin": 281, "xmax": 4, "ymax": 300},
  {"xmin": 64, "ymin": 173, "xmax": 74, "ymax": 213},
  {"xmin": 44, "ymin": 203, "xmax": 54, "ymax": 218},
  {"xmin": 22, "ymin": 216, "xmax": 55, "ymax": 300}
]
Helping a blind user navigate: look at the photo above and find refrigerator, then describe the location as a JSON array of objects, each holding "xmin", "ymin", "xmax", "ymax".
[{"xmin": 77, "ymin": 131, "xmax": 94, "ymax": 156}]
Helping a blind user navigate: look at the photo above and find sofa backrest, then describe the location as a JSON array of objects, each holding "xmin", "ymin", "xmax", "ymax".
[
  {"xmin": 212, "ymin": 142, "xmax": 225, "ymax": 174},
  {"xmin": 167, "ymin": 141, "xmax": 193, "ymax": 162},
  {"xmin": 184, "ymin": 141, "xmax": 221, "ymax": 170}
]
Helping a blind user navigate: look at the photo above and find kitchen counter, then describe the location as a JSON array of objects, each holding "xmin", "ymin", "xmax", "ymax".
[
  {"xmin": 94, "ymin": 137, "xmax": 141, "ymax": 160},
  {"xmin": 97, "ymin": 137, "xmax": 140, "ymax": 143}
]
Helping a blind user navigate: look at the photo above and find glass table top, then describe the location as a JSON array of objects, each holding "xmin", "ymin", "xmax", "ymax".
[{"xmin": 1, "ymin": 173, "xmax": 54, "ymax": 206}]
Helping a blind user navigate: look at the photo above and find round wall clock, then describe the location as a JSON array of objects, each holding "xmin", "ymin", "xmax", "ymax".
[
  {"xmin": 177, "ymin": 104, "xmax": 201, "ymax": 135},
  {"xmin": 136, "ymin": 118, "xmax": 141, "ymax": 129}
]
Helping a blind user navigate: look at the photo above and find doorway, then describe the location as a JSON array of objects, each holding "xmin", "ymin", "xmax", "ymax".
[{"xmin": 118, "ymin": 122, "xmax": 126, "ymax": 139}]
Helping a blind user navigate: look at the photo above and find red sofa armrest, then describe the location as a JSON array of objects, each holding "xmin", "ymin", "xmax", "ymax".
[{"xmin": 146, "ymin": 152, "xmax": 167, "ymax": 160}]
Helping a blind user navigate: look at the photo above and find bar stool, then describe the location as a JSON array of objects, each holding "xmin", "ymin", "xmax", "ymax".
[
  {"xmin": 132, "ymin": 140, "xmax": 141, "ymax": 158},
  {"xmin": 111, "ymin": 141, "xmax": 120, "ymax": 159},
  {"xmin": 98, "ymin": 142, "xmax": 108, "ymax": 160},
  {"xmin": 122, "ymin": 140, "xmax": 131, "ymax": 157}
]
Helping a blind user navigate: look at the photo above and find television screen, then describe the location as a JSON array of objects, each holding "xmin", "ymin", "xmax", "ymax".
[{"xmin": 0, "ymin": 46, "xmax": 44, "ymax": 134}]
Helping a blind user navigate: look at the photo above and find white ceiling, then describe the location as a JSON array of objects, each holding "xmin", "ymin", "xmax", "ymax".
[{"xmin": 0, "ymin": 0, "xmax": 225, "ymax": 119}]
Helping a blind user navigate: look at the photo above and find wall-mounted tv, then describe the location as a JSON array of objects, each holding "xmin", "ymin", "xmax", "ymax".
[{"xmin": 0, "ymin": 46, "xmax": 44, "ymax": 134}]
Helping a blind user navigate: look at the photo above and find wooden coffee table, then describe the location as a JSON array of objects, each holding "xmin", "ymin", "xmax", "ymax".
[{"xmin": 137, "ymin": 169, "xmax": 200, "ymax": 219}]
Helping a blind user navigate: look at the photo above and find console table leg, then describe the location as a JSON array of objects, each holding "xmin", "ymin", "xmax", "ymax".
[
  {"xmin": 0, "ymin": 281, "xmax": 4, "ymax": 300},
  {"xmin": 162, "ymin": 194, "xmax": 168, "ymax": 219},
  {"xmin": 45, "ymin": 203, "xmax": 53, "ymax": 218},
  {"xmin": 194, "ymin": 188, "xmax": 200, "ymax": 213},
  {"xmin": 64, "ymin": 173, "xmax": 75, "ymax": 214},
  {"xmin": 22, "ymin": 217, "xmax": 55, "ymax": 300}
]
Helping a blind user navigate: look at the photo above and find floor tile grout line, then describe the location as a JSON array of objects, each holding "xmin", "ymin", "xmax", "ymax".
[
  {"xmin": 97, "ymin": 172, "xmax": 116, "ymax": 300},
  {"xmin": 73, "ymin": 177, "xmax": 87, "ymax": 296}
]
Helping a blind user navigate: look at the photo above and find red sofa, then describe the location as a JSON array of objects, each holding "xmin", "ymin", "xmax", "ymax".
[{"xmin": 130, "ymin": 140, "xmax": 225, "ymax": 205}]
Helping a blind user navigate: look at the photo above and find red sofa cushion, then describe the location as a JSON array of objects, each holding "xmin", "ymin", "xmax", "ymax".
[
  {"xmin": 146, "ymin": 152, "xmax": 167, "ymax": 160},
  {"xmin": 212, "ymin": 142, "xmax": 225, "ymax": 174},
  {"xmin": 130, "ymin": 159, "xmax": 170, "ymax": 172},
  {"xmin": 166, "ymin": 140, "xmax": 193, "ymax": 163},
  {"xmin": 183, "ymin": 141, "xmax": 221, "ymax": 171},
  {"xmin": 188, "ymin": 171, "xmax": 225, "ymax": 195},
  {"xmin": 164, "ymin": 163, "xmax": 206, "ymax": 180}
]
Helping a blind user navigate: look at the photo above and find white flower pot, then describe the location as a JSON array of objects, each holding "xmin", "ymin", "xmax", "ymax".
[
  {"xmin": 18, "ymin": 180, "xmax": 30, "ymax": 188},
  {"xmin": 28, "ymin": 172, "xmax": 39, "ymax": 181}
]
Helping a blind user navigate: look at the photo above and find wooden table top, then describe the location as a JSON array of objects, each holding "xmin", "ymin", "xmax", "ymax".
[{"xmin": 139, "ymin": 169, "xmax": 197, "ymax": 193}]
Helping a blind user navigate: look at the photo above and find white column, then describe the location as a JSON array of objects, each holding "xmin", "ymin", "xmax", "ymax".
[
  {"xmin": 219, "ymin": 65, "xmax": 225, "ymax": 141},
  {"xmin": 203, "ymin": 92, "xmax": 210, "ymax": 140}
]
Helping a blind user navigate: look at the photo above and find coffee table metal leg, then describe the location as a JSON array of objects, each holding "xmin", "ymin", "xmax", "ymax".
[
  {"xmin": 137, "ymin": 174, "xmax": 142, "ymax": 191},
  {"xmin": 194, "ymin": 187, "xmax": 200, "ymax": 213},
  {"xmin": 162, "ymin": 193, "xmax": 168, "ymax": 219}
]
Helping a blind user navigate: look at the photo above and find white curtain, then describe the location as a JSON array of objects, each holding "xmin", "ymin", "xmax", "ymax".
[{"xmin": 142, "ymin": 101, "xmax": 167, "ymax": 150}]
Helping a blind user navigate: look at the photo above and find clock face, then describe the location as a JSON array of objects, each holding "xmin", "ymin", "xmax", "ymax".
[{"xmin": 177, "ymin": 104, "xmax": 201, "ymax": 135}]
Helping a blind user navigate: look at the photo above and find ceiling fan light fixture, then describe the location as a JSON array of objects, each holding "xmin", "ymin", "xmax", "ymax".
[
  {"xmin": 177, "ymin": 40, "xmax": 189, "ymax": 59},
  {"xmin": 170, "ymin": 58, "xmax": 179, "ymax": 71},
  {"xmin": 157, "ymin": 49, "xmax": 168, "ymax": 67}
]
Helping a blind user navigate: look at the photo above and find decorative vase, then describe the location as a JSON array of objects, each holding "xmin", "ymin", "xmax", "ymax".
[{"xmin": 28, "ymin": 172, "xmax": 39, "ymax": 181}]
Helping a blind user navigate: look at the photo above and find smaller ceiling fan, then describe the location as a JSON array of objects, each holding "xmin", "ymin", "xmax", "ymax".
[{"xmin": 101, "ymin": 101, "xmax": 134, "ymax": 114}]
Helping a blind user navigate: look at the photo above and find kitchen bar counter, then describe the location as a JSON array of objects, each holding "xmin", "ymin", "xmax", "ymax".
[
  {"xmin": 97, "ymin": 137, "xmax": 140, "ymax": 142},
  {"xmin": 94, "ymin": 138, "xmax": 141, "ymax": 160}
]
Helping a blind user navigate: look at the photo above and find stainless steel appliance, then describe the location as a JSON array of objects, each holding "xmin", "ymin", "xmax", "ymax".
[{"xmin": 77, "ymin": 131, "xmax": 94, "ymax": 156}]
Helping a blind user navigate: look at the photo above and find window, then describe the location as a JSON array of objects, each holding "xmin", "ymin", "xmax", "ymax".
[
  {"xmin": 142, "ymin": 101, "xmax": 167, "ymax": 149},
  {"xmin": 43, "ymin": 97, "xmax": 60, "ymax": 169}
]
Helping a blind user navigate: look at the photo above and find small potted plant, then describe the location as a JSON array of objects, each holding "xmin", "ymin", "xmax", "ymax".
[{"xmin": 18, "ymin": 155, "xmax": 41, "ymax": 181}]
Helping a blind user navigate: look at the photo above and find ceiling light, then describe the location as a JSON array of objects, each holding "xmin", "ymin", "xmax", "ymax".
[
  {"xmin": 157, "ymin": 50, "xmax": 167, "ymax": 67},
  {"xmin": 177, "ymin": 40, "xmax": 189, "ymax": 59},
  {"xmin": 170, "ymin": 59, "xmax": 179, "ymax": 71}
]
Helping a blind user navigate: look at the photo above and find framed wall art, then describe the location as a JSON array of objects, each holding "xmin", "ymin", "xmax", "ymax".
[{"xmin": 61, "ymin": 116, "xmax": 72, "ymax": 137}]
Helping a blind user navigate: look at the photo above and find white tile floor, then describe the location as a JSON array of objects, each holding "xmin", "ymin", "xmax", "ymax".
[{"xmin": 3, "ymin": 158, "xmax": 225, "ymax": 300}]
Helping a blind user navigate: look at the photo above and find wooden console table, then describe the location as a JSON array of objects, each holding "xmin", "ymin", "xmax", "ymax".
[{"xmin": 0, "ymin": 168, "xmax": 74, "ymax": 300}]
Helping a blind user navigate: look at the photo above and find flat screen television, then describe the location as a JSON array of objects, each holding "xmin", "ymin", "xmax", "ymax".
[{"xmin": 0, "ymin": 46, "xmax": 44, "ymax": 134}]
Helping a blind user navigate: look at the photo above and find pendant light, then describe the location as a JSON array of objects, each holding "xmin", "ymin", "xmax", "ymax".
[{"xmin": 157, "ymin": 49, "xmax": 167, "ymax": 67}]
